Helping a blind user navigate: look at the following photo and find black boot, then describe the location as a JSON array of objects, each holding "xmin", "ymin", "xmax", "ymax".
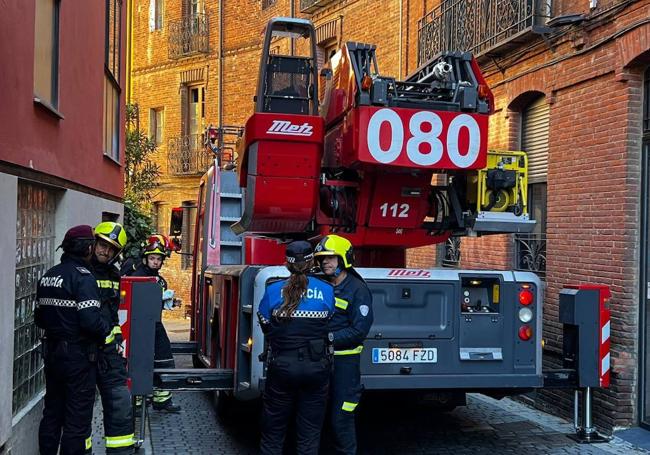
[{"xmin": 152, "ymin": 399, "xmax": 181, "ymax": 413}]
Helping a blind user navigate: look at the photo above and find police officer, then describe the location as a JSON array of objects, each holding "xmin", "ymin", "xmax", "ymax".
[
  {"xmin": 36, "ymin": 225, "xmax": 110, "ymax": 455},
  {"xmin": 129, "ymin": 234, "xmax": 180, "ymax": 412},
  {"xmin": 314, "ymin": 235, "xmax": 373, "ymax": 455},
  {"xmin": 92, "ymin": 222, "xmax": 135, "ymax": 454},
  {"xmin": 258, "ymin": 241, "xmax": 335, "ymax": 455}
]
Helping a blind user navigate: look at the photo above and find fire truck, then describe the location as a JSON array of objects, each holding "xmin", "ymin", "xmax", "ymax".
[{"xmin": 156, "ymin": 18, "xmax": 609, "ymax": 436}]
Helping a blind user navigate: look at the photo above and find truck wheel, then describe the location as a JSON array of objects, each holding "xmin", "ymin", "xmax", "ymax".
[
  {"xmin": 214, "ymin": 390, "xmax": 237, "ymax": 424},
  {"xmin": 192, "ymin": 354, "xmax": 204, "ymax": 368}
]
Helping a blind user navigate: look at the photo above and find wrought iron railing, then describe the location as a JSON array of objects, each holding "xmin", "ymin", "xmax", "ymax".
[
  {"xmin": 514, "ymin": 233, "xmax": 547, "ymax": 279},
  {"xmin": 168, "ymin": 13, "xmax": 209, "ymax": 59},
  {"xmin": 417, "ymin": 0, "xmax": 552, "ymax": 66},
  {"xmin": 442, "ymin": 237, "xmax": 461, "ymax": 268},
  {"xmin": 300, "ymin": 0, "xmax": 336, "ymax": 13},
  {"xmin": 168, "ymin": 134, "xmax": 211, "ymax": 176}
]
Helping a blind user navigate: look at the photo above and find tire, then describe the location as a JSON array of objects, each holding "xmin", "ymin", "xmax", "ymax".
[
  {"xmin": 192, "ymin": 354, "xmax": 204, "ymax": 369},
  {"xmin": 214, "ymin": 390, "xmax": 237, "ymax": 425}
]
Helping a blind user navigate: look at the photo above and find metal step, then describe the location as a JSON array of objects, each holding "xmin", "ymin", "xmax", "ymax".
[
  {"xmin": 153, "ymin": 368, "xmax": 234, "ymax": 391},
  {"xmin": 170, "ymin": 341, "xmax": 197, "ymax": 355},
  {"xmin": 543, "ymin": 368, "xmax": 577, "ymax": 389}
]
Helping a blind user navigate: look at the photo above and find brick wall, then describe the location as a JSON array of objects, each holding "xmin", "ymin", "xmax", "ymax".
[
  {"xmin": 131, "ymin": 0, "xmax": 650, "ymax": 429},
  {"xmin": 132, "ymin": 0, "xmax": 220, "ymax": 317},
  {"xmin": 441, "ymin": 0, "xmax": 650, "ymax": 430}
]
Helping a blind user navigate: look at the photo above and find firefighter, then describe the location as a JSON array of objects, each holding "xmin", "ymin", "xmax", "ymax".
[
  {"xmin": 92, "ymin": 222, "xmax": 135, "ymax": 454},
  {"xmin": 314, "ymin": 234, "xmax": 373, "ymax": 455},
  {"xmin": 258, "ymin": 241, "xmax": 335, "ymax": 455},
  {"xmin": 129, "ymin": 234, "xmax": 181, "ymax": 412},
  {"xmin": 36, "ymin": 225, "xmax": 110, "ymax": 455}
]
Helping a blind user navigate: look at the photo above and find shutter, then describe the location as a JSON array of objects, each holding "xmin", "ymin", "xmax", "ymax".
[{"xmin": 521, "ymin": 96, "xmax": 549, "ymax": 183}]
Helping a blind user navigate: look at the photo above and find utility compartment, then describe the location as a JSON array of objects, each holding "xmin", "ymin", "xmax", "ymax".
[{"xmin": 359, "ymin": 268, "xmax": 543, "ymax": 391}]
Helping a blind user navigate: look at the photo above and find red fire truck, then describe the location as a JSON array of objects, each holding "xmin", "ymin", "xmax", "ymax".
[{"xmin": 160, "ymin": 19, "xmax": 609, "ymax": 435}]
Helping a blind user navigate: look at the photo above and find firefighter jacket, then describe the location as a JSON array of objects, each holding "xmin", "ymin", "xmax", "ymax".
[
  {"xmin": 91, "ymin": 258, "xmax": 122, "ymax": 345},
  {"xmin": 328, "ymin": 272, "xmax": 373, "ymax": 354},
  {"xmin": 257, "ymin": 276, "xmax": 335, "ymax": 352},
  {"xmin": 130, "ymin": 263, "xmax": 168, "ymax": 289},
  {"xmin": 35, "ymin": 254, "xmax": 110, "ymax": 344}
]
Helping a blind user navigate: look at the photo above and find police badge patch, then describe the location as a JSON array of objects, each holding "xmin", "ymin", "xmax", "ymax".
[{"xmin": 359, "ymin": 305, "xmax": 369, "ymax": 317}]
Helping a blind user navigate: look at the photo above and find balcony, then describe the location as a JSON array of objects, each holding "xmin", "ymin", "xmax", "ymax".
[
  {"xmin": 417, "ymin": 0, "xmax": 552, "ymax": 66},
  {"xmin": 300, "ymin": 0, "xmax": 337, "ymax": 13},
  {"xmin": 167, "ymin": 134, "xmax": 212, "ymax": 176},
  {"xmin": 168, "ymin": 14, "xmax": 209, "ymax": 60},
  {"xmin": 514, "ymin": 233, "xmax": 547, "ymax": 280}
]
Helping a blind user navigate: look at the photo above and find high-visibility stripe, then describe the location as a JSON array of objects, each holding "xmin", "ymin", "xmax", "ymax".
[
  {"xmin": 335, "ymin": 297, "xmax": 349, "ymax": 310},
  {"xmin": 105, "ymin": 434, "xmax": 135, "ymax": 448},
  {"xmin": 341, "ymin": 401, "xmax": 358, "ymax": 412},
  {"xmin": 85, "ymin": 437, "xmax": 92, "ymax": 450},
  {"xmin": 153, "ymin": 390, "xmax": 171, "ymax": 402},
  {"xmin": 105, "ymin": 325, "xmax": 122, "ymax": 345},
  {"xmin": 97, "ymin": 279, "xmax": 120, "ymax": 289},
  {"xmin": 334, "ymin": 346, "xmax": 363, "ymax": 355}
]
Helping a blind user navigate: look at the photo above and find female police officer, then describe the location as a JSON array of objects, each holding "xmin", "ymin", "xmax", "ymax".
[{"xmin": 258, "ymin": 241, "xmax": 335, "ymax": 455}]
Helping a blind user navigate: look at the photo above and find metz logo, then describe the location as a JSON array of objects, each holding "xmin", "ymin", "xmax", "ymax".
[
  {"xmin": 387, "ymin": 269, "xmax": 431, "ymax": 279},
  {"xmin": 267, "ymin": 120, "xmax": 314, "ymax": 137}
]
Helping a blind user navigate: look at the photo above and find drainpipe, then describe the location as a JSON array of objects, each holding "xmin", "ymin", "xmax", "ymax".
[
  {"xmin": 398, "ymin": 0, "xmax": 403, "ymax": 78},
  {"xmin": 218, "ymin": 0, "xmax": 224, "ymax": 127},
  {"xmin": 126, "ymin": 0, "xmax": 134, "ymax": 104},
  {"xmin": 290, "ymin": 0, "xmax": 295, "ymax": 56}
]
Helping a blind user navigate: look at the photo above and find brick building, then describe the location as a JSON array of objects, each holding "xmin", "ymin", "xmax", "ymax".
[
  {"xmin": 416, "ymin": 0, "xmax": 650, "ymax": 432},
  {"xmin": 0, "ymin": 1, "xmax": 126, "ymax": 453},
  {"xmin": 131, "ymin": 0, "xmax": 650, "ymax": 431}
]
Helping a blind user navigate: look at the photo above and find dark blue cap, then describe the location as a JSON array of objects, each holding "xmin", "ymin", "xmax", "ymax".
[{"xmin": 286, "ymin": 241, "xmax": 314, "ymax": 264}]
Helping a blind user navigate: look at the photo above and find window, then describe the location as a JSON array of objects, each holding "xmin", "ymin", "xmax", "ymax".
[
  {"xmin": 154, "ymin": 0, "xmax": 164, "ymax": 30},
  {"xmin": 33, "ymin": 0, "xmax": 60, "ymax": 109},
  {"xmin": 514, "ymin": 95, "xmax": 549, "ymax": 279},
  {"xmin": 102, "ymin": 211, "xmax": 120, "ymax": 222},
  {"xmin": 13, "ymin": 182, "xmax": 56, "ymax": 415},
  {"xmin": 187, "ymin": 86, "xmax": 205, "ymax": 137},
  {"xmin": 149, "ymin": 108, "xmax": 164, "ymax": 145},
  {"xmin": 104, "ymin": 0, "xmax": 122, "ymax": 161},
  {"xmin": 262, "ymin": 0, "xmax": 276, "ymax": 9},
  {"xmin": 181, "ymin": 201, "xmax": 197, "ymax": 269},
  {"xmin": 190, "ymin": 0, "xmax": 204, "ymax": 17}
]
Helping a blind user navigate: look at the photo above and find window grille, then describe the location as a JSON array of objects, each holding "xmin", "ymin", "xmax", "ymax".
[{"xmin": 13, "ymin": 182, "xmax": 56, "ymax": 415}]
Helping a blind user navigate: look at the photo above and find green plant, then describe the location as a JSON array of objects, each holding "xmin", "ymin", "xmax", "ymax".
[
  {"xmin": 123, "ymin": 104, "xmax": 160, "ymax": 259},
  {"xmin": 124, "ymin": 104, "xmax": 161, "ymax": 208},
  {"xmin": 123, "ymin": 201, "xmax": 154, "ymax": 260}
]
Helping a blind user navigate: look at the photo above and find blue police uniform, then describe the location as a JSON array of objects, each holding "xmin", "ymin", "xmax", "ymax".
[
  {"xmin": 327, "ymin": 271, "xmax": 373, "ymax": 455},
  {"xmin": 36, "ymin": 253, "xmax": 110, "ymax": 455},
  {"xmin": 258, "ymin": 276, "xmax": 335, "ymax": 455}
]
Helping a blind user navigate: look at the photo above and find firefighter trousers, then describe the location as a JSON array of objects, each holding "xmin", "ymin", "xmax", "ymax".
[
  {"xmin": 153, "ymin": 321, "xmax": 175, "ymax": 405},
  {"xmin": 97, "ymin": 344, "xmax": 134, "ymax": 454},
  {"xmin": 328, "ymin": 354, "xmax": 363, "ymax": 455},
  {"xmin": 39, "ymin": 341, "xmax": 96, "ymax": 455},
  {"xmin": 260, "ymin": 349, "xmax": 331, "ymax": 455}
]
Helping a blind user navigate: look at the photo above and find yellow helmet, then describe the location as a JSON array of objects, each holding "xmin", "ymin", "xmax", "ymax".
[
  {"xmin": 314, "ymin": 234, "xmax": 354, "ymax": 269},
  {"xmin": 143, "ymin": 234, "xmax": 171, "ymax": 257},
  {"xmin": 94, "ymin": 222, "xmax": 127, "ymax": 252}
]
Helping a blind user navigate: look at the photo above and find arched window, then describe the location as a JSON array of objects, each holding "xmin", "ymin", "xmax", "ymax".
[{"xmin": 514, "ymin": 95, "xmax": 549, "ymax": 279}]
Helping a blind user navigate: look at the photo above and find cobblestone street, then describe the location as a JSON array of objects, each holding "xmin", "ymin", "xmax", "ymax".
[{"xmin": 88, "ymin": 319, "xmax": 650, "ymax": 455}]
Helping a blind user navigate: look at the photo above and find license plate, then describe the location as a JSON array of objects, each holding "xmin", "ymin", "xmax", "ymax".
[{"xmin": 371, "ymin": 347, "xmax": 437, "ymax": 364}]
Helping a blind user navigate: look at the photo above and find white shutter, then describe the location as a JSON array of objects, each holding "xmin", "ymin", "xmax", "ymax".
[
  {"xmin": 521, "ymin": 96, "xmax": 549, "ymax": 183},
  {"xmin": 149, "ymin": 0, "xmax": 156, "ymax": 31}
]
